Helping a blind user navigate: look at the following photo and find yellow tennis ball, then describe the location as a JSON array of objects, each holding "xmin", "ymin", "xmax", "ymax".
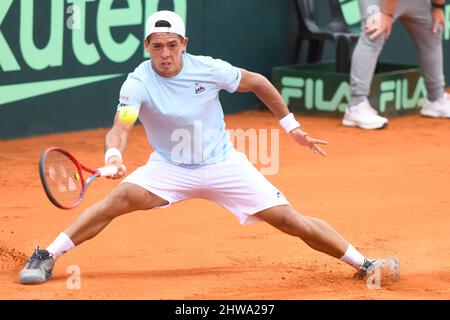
[{"xmin": 118, "ymin": 107, "xmax": 138, "ymax": 125}]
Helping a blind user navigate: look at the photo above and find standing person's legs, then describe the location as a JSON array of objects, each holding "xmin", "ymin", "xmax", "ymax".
[
  {"xmin": 398, "ymin": 0, "xmax": 445, "ymax": 102},
  {"xmin": 343, "ymin": 0, "xmax": 392, "ymax": 129},
  {"xmin": 350, "ymin": 0, "xmax": 386, "ymax": 106},
  {"xmin": 398, "ymin": 0, "xmax": 450, "ymax": 118}
]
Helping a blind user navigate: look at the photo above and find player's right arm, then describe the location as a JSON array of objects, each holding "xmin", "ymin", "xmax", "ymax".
[
  {"xmin": 104, "ymin": 77, "xmax": 144, "ymax": 179},
  {"xmin": 104, "ymin": 111, "xmax": 136, "ymax": 179}
]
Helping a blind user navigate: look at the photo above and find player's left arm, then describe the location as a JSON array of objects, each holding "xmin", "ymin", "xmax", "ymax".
[{"xmin": 236, "ymin": 68, "xmax": 328, "ymax": 156}]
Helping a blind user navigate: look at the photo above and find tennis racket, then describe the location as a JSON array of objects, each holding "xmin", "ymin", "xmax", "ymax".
[{"xmin": 39, "ymin": 147, "xmax": 122, "ymax": 209}]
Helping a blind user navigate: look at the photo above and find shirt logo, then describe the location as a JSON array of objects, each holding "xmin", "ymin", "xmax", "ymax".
[{"xmin": 195, "ymin": 83, "xmax": 206, "ymax": 94}]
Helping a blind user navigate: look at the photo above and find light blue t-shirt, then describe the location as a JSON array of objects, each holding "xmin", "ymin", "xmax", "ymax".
[{"xmin": 117, "ymin": 53, "xmax": 242, "ymax": 168}]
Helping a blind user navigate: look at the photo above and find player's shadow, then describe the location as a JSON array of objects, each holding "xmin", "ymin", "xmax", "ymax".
[{"xmin": 50, "ymin": 266, "xmax": 254, "ymax": 283}]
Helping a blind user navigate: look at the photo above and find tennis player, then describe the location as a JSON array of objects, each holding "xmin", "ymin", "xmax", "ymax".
[{"xmin": 19, "ymin": 11, "xmax": 399, "ymax": 285}]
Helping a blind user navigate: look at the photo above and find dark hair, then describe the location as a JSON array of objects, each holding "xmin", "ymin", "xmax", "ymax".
[{"xmin": 155, "ymin": 20, "xmax": 171, "ymax": 28}]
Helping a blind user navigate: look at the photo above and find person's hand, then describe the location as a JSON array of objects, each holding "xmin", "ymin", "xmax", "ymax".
[
  {"xmin": 289, "ymin": 128, "xmax": 328, "ymax": 157},
  {"xmin": 432, "ymin": 7, "xmax": 446, "ymax": 34},
  {"xmin": 364, "ymin": 12, "xmax": 393, "ymax": 40},
  {"xmin": 105, "ymin": 155, "xmax": 127, "ymax": 179}
]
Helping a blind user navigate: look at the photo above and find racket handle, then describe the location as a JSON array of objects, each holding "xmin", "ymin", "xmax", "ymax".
[{"xmin": 96, "ymin": 165, "xmax": 119, "ymax": 177}]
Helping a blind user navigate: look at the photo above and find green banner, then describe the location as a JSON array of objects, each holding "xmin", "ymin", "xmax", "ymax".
[
  {"xmin": 1, "ymin": 0, "xmax": 297, "ymax": 139},
  {"xmin": 273, "ymin": 63, "xmax": 426, "ymax": 116},
  {"xmin": 0, "ymin": 0, "xmax": 193, "ymax": 139},
  {"xmin": 1, "ymin": 0, "xmax": 449, "ymax": 139}
]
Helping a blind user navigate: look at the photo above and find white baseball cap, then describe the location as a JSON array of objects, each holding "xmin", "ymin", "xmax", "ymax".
[{"xmin": 145, "ymin": 10, "xmax": 186, "ymax": 39}]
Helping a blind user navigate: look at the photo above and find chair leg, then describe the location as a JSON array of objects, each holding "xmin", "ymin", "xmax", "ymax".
[
  {"xmin": 335, "ymin": 37, "xmax": 352, "ymax": 73},
  {"xmin": 308, "ymin": 40, "xmax": 325, "ymax": 63},
  {"xmin": 292, "ymin": 38, "xmax": 303, "ymax": 64}
]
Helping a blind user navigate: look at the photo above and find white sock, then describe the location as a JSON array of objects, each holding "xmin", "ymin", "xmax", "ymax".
[
  {"xmin": 339, "ymin": 244, "xmax": 366, "ymax": 269},
  {"xmin": 46, "ymin": 232, "xmax": 75, "ymax": 261}
]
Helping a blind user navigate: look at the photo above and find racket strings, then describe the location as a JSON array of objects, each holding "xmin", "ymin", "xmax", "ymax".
[{"xmin": 43, "ymin": 151, "xmax": 83, "ymax": 207}]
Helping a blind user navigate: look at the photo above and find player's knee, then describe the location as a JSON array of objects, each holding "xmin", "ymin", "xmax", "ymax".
[
  {"xmin": 104, "ymin": 185, "xmax": 167, "ymax": 213},
  {"xmin": 104, "ymin": 187, "xmax": 135, "ymax": 214}
]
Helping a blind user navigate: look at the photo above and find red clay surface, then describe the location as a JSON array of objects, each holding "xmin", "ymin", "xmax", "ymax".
[{"xmin": 1, "ymin": 110, "xmax": 450, "ymax": 299}]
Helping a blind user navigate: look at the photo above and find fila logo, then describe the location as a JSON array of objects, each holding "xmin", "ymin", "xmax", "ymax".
[{"xmin": 195, "ymin": 82, "xmax": 206, "ymax": 94}]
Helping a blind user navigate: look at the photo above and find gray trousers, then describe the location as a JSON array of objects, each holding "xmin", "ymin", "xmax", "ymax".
[{"xmin": 350, "ymin": 0, "xmax": 445, "ymax": 106}]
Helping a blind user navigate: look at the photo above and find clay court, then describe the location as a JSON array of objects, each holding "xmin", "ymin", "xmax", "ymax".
[{"xmin": 1, "ymin": 109, "xmax": 450, "ymax": 300}]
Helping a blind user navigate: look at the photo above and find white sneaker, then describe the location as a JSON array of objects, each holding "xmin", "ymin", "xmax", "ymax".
[
  {"xmin": 420, "ymin": 93, "xmax": 450, "ymax": 118},
  {"xmin": 342, "ymin": 99, "xmax": 389, "ymax": 130}
]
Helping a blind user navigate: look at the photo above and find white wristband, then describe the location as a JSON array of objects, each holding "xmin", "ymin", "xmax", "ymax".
[
  {"xmin": 279, "ymin": 113, "xmax": 301, "ymax": 133},
  {"xmin": 104, "ymin": 147, "xmax": 122, "ymax": 163}
]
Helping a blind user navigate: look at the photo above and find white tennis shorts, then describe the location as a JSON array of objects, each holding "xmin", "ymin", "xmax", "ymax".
[{"xmin": 122, "ymin": 148, "xmax": 289, "ymax": 224}]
